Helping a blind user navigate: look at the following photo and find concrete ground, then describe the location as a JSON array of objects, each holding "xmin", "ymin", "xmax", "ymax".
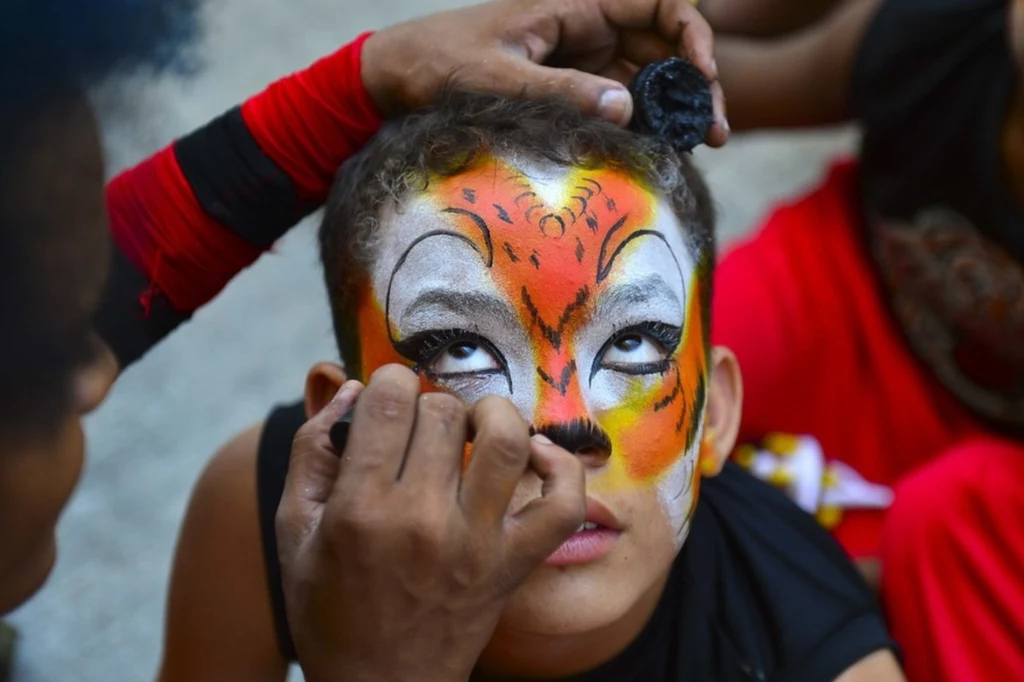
[{"xmin": 7, "ymin": 0, "xmax": 855, "ymax": 680}]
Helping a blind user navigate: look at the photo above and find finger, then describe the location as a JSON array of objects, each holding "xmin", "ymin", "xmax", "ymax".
[
  {"xmin": 597, "ymin": 58, "xmax": 641, "ymax": 87},
  {"xmin": 618, "ymin": 26, "xmax": 728, "ymax": 144},
  {"xmin": 617, "ymin": 29, "xmax": 675, "ymax": 67},
  {"xmin": 398, "ymin": 392, "xmax": 467, "ymax": 491},
  {"xmin": 502, "ymin": 437, "xmax": 586, "ymax": 579},
  {"xmin": 612, "ymin": 31, "xmax": 728, "ymax": 144},
  {"xmin": 655, "ymin": 0, "xmax": 718, "ymax": 82},
  {"xmin": 596, "ymin": 0, "xmax": 717, "ymax": 79},
  {"xmin": 706, "ymin": 79, "xmax": 729, "ymax": 147},
  {"xmin": 277, "ymin": 380, "xmax": 364, "ymax": 557},
  {"xmin": 597, "ymin": 0, "xmax": 728, "ymax": 137},
  {"xmin": 335, "ymin": 364, "xmax": 421, "ymax": 499},
  {"xmin": 285, "ymin": 380, "xmax": 365, "ymax": 505},
  {"xmin": 460, "ymin": 395, "xmax": 532, "ymax": 525},
  {"xmin": 476, "ymin": 55, "xmax": 635, "ymax": 126}
]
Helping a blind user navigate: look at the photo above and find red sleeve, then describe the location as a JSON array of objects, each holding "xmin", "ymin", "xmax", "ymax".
[
  {"xmin": 240, "ymin": 31, "xmax": 381, "ymax": 207},
  {"xmin": 101, "ymin": 33, "xmax": 381, "ymax": 363}
]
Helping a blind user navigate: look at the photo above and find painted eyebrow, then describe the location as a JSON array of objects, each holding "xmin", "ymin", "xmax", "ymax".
[
  {"xmin": 398, "ymin": 288, "xmax": 521, "ymax": 331},
  {"xmin": 593, "ymin": 274, "xmax": 684, "ymax": 321}
]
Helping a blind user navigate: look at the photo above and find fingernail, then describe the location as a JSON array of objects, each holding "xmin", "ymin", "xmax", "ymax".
[
  {"xmin": 710, "ymin": 58, "xmax": 718, "ymax": 79},
  {"xmin": 531, "ymin": 433, "xmax": 554, "ymax": 446},
  {"xmin": 598, "ymin": 88, "xmax": 631, "ymax": 124}
]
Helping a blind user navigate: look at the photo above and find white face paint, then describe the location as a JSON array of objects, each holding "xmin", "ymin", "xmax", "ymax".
[
  {"xmin": 350, "ymin": 156, "xmax": 712, "ymax": 645},
  {"xmin": 357, "ymin": 157, "xmax": 710, "ymax": 546}
]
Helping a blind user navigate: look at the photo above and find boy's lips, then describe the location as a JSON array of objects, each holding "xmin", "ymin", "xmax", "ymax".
[{"xmin": 544, "ymin": 498, "xmax": 622, "ymax": 566}]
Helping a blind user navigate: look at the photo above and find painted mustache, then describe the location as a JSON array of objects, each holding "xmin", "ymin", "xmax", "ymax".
[
  {"xmin": 532, "ymin": 418, "xmax": 612, "ymax": 458},
  {"xmin": 329, "ymin": 408, "xmax": 613, "ymax": 461}
]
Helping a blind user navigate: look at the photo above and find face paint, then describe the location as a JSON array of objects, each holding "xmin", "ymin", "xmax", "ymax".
[{"xmin": 356, "ymin": 157, "xmax": 707, "ymax": 540}]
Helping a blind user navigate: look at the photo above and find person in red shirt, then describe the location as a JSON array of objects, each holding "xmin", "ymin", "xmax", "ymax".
[
  {"xmin": 0, "ymin": 0, "xmax": 725, "ymax": 677},
  {"xmin": 694, "ymin": 0, "xmax": 1024, "ymax": 679}
]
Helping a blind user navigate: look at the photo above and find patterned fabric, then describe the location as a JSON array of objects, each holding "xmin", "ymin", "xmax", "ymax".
[
  {"xmin": 869, "ymin": 208, "xmax": 1024, "ymax": 429},
  {"xmin": 733, "ymin": 434, "xmax": 893, "ymax": 530}
]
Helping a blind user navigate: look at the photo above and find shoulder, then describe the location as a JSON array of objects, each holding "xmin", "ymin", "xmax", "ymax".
[
  {"xmin": 159, "ymin": 417, "xmax": 290, "ymax": 682},
  {"xmin": 178, "ymin": 420, "xmax": 266, "ymax": 560},
  {"xmin": 160, "ymin": 401, "xmax": 309, "ymax": 681},
  {"xmin": 700, "ymin": 462, "xmax": 866, "ymax": 597},
  {"xmin": 698, "ymin": 464, "xmax": 899, "ymax": 682}
]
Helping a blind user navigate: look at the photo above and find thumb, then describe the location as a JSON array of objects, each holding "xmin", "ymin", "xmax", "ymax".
[
  {"xmin": 501, "ymin": 437, "xmax": 586, "ymax": 589},
  {"xmin": 276, "ymin": 381, "xmax": 364, "ymax": 557},
  {"xmin": 498, "ymin": 57, "xmax": 635, "ymax": 126}
]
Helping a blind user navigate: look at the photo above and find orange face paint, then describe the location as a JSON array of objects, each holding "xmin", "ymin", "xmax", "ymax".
[{"xmin": 353, "ymin": 157, "xmax": 707, "ymax": 496}]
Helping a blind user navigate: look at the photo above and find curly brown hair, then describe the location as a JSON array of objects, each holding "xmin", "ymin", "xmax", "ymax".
[{"xmin": 319, "ymin": 91, "xmax": 716, "ymax": 376}]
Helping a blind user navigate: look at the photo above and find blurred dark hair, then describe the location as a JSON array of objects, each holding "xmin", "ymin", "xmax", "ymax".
[
  {"xmin": 0, "ymin": 0, "xmax": 200, "ymax": 101},
  {"xmin": 319, "ymin": 91, "xmax": 716, "ymax": 378},
  {"xmin": 0, "ymin": 0, "xmax": 201, "ymax": 440}
]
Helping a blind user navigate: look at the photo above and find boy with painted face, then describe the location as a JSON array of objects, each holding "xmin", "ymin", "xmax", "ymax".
[
  {"xmin": 158, "ymin": 93, "xmax": 902, "ymax": 682},
  {"xmin": 0, "ymin": 0, "xmax": 728, "ymax": 677}
]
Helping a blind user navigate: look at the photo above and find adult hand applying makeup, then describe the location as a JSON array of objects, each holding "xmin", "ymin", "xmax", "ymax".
[
  {"xmin": 275, "ymin": 365, "xmax": 586, "ymax": 682},
  {"xmin": 361, "ymin": 0, "xmax": 729, "ymax": 144},
  {"xmin": 99, "ymin": 0, "xmax": 727, "ymax": 374}
]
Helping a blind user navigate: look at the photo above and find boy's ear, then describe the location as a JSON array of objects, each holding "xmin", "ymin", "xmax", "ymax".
[
  {"xmin": 699, "ymin": 346, "xmax": 744, "ymax": 478},
  {"xmin": 304, "ymin": 362, "xmax": 349, "ymax": 420}
]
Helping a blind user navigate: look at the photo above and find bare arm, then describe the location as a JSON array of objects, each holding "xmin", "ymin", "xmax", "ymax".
[
  {"xmin": 714, "ymin": 0, "xmax": 881, "ymax": 130},
  {"xmin": 834, "ymin": 649, "xmax": 905, "ymax": 681},
  {"xmin": 698, "ymin": 0, "xmax": 844, "ymax": 37},
  {"xmin": 157, "ymin": 422, "xmax": 289, "ymax": 682}
]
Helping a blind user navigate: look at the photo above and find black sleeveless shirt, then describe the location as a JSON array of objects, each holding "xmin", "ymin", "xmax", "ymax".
[{"xmin": 256, "ymin": 402, "xmax": 896, "ymax": 681}]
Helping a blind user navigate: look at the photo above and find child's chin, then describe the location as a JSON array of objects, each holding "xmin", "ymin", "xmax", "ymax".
[{"xmin": 499, "ymin": 563, "xmax": 643, "ymax": 637}]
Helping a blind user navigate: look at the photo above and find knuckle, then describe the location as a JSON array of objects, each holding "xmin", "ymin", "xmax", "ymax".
[
  {"xmin": 554, "ymin": 444, "xmax": 584, "ymax": 470},
  {"xmin": 551, "ymin": 493, "xmax": 586, "ymax": 530},
  {"xmin": 364, "ymin": 368, "xmax": 419, "ymax": 420},
  {"xmin": 368, "ymin": 363, "xmax": 419, "ymax": 387},
  {"xmin": 418, "ymin": 393, "xmax": 465, "ymax": 428},
  {"xmin": 473, "ymin": 393, "xmax": 511, "ymax": 415},
  {"xmin": 484, "ymin": 425, "xmax": 529, "ymax": 468},
  {"xmin": 290, "ymin": 421, "xmax": 319, "ymax": 450},
  {"xmin": 404, "ymin": 513, "xmax": 448, "ymax": 553},
  {"xmin": 320, "ymin": 503, "xmax": 355, "ymax": 538},
  {"xmin": 274, "ymin": 503, "xmax": 298, "ymax": 540},
  {"xmin": 322, "ymin": 500, "xmax": 377, "ymax": 545},
  {"xmin": 490, "ymin": 559, "xmax": 523, "ymax": 597},
  {"xmin": 474, "ymin": 396, "xmax": 527, "ymax": 436}
]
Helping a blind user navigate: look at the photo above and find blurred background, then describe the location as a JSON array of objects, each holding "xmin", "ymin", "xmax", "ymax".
[{"xmin": 7, "ymin": 0, "xmax": 855, "ymax": 679}]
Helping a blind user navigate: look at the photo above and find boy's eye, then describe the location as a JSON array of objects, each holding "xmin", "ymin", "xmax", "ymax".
[
  {"xmin": 601, "ymin": 334, "xmax": 667, "ymax": 366},
  {"xmin": 430, "ymin": 341, "xmax": 501, "ymax": 374},
  {"xmin": 593, "ymin": 321, "xmax": 681, "ymax": 377}
]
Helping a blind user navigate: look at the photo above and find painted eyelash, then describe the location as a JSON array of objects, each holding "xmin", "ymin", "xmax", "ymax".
[
  {"xmin": 591, "ymin": 321, "xmax": 683, "ymax": 379},
  {"xmin": 613, "ymin": 359, "xmax": 672, "ymax": 374},
  {"xmin": 394, "ymin": 328, "xmax": 467, "ymax": 364},
  {"xmin": 627, "ymin": 321, "xmax": 683, "ymax": 353},
  {"xmin": 393, "ymin": 328, "xmax": 509, "ymax": 378}
]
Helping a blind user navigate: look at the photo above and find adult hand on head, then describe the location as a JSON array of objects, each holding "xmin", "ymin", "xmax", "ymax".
[
  {"xmin": 361, "ymin": 0, "xmax": 729, "ymax": 146},
  {"xmin": 275, "ymin": 365, "xmax": 586, "ymax": 682}
]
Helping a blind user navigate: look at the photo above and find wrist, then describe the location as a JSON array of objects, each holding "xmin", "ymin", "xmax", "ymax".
[{"xmin": 360, "ymin": 24, "xmax": 431, "ymax": 117}]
